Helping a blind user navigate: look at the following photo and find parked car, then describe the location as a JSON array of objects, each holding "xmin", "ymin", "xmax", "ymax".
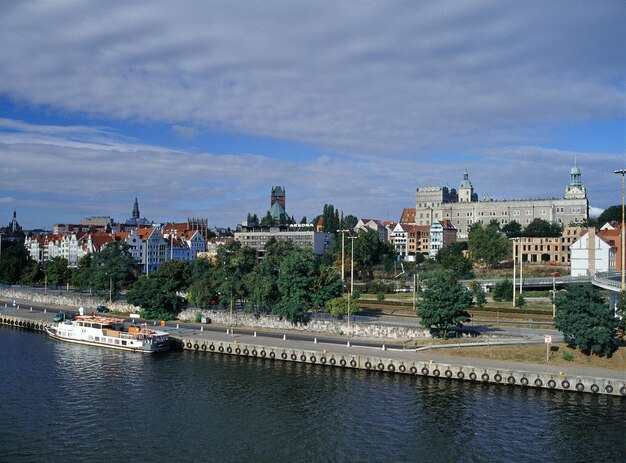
[
  {"xmin": 53, "ymin": 311, "xmax": 76, "ymax": 322},
  {"xmin": 96, "ymin": 305, "xmax": 109, "ymax": 313}
]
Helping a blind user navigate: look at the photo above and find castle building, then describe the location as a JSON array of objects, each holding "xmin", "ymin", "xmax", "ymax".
[{"xmin": 414, "ymin": 162, "xmax": 589, "ymax": 239}]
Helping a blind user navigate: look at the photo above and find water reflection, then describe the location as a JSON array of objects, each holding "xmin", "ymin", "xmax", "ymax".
[{"xmin": 1, "ymin": 327, "xmax": 624, "ymax": 463}]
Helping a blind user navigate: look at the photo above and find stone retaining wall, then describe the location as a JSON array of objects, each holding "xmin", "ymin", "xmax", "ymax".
[
  {"xmin": 178, "ymin": 308, "xmax": 431, "ymax": 340},
  {"xmin": 0, "ymin": 288, "xmax": 138, "ymax": 312}
]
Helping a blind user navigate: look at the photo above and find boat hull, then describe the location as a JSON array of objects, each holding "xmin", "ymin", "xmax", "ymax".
[{"xmin": 45, "ymin": 326, "xmax": 171, "ymax": 354}]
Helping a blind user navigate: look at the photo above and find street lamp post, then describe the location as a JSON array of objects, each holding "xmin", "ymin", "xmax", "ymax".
[
  {"xmin": 552, "ymin": 275, "xmax": 556, "ymax": 319},
  {"xmin": 512, "ymin": 238, "xmax": 517, "ymax": 308},
  {"xmin": 348, "ymin": 235, "xmax": 357, "ymax": 338},
  {"xmin": 614, "ymin": 169, "xmax": 625, "ymax": 291}
]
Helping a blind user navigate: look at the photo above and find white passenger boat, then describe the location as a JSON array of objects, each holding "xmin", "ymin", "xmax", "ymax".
[{"xmin": 45, "ymin": 315, "xmax": 171, "ymax": 353}]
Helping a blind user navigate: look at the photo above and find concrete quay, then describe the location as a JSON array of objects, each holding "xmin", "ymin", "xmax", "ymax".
[
  {"xmin": 173, "ymin": 324, "xmax": 626, "ymax": 397},
  {"xmin": 1, "ymin": 306, "xmax": 624, "ymax": 397}
]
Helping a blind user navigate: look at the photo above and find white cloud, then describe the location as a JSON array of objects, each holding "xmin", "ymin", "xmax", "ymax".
[
  {"xmin": 589, "ymin": 207, "xmax": 604, "ymax": 218},
  {"xmin": 0, "ymin": 119, "xmax": 620, "ymax": 229},
  {"xmin": 0, "ymin": 2, "xmax": 623, "ymax": 228},
  {"xmin": 0, "ymin": 1, "xmax": 623, "ymax": 156}
]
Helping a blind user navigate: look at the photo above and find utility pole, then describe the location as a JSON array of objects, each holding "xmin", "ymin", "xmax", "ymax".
[{"xmin": 615, "ymin": 169, "xmax": 625, "ymax": 291}]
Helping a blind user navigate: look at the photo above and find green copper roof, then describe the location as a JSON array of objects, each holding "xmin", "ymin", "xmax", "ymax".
[
  {"xmin": 459, "ymin": 169, "xmax": 473, "ymax": 189},
  {"xmin": 269, "ymin": 201, "xmax": 286, "ymax": 220}
]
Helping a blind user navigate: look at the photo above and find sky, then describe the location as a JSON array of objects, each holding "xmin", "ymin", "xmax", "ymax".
[{"xmin": 0, "ymin": 0, "xmax": 624, "ymax": 230}]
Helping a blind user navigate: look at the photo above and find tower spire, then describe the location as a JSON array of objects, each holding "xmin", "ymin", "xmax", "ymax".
[{"xmin": 132, "ymin": 197, "xmax": 140, "ymax": 220}]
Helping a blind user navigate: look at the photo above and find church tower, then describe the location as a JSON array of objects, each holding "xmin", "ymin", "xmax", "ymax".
[
  {"xmin": 271, "ymin": 186, "xmax": 286, "ymax": 210},
  {"xmin": 565, "ymin": 160, "xmax": 586, "ymax": 199},
  {"xmin": 458, "ymin": 170, "xmax": 475, "ymax": 203},
  {"xmin": 132, "ymin": 197, "xmax": 140, "ymax": 220}
]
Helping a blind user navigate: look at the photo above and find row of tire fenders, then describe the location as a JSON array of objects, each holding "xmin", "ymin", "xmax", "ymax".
[
  {"xmin": 1, "ymin": 317, "xmax": 47, "ymax": 331},
  {"xmin": 181, "ymin": 339, "xmax": 625, "ymax": 396}
]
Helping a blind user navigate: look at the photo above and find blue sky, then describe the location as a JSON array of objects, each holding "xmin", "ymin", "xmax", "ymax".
[{"xmin": 0, "ymin": 0, "xmax": 624, "ymax": 230}]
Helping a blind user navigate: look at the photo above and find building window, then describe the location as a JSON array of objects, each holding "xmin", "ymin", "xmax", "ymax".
[
  {"xmin": 513, "ymin": 210, "xmax": 520, "ymax": 216},
  {"xmin": 525, "ymin": 210, "xmax": 532, "ymax": 215}
]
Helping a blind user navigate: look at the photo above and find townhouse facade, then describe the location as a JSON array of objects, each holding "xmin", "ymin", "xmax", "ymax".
[{"xmin": 25, "ymin": 224, "xmax": 207, "ymax": 274}]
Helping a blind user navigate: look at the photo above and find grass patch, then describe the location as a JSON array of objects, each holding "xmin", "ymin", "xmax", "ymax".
[{"xmin": 436, "ymin": 343, "xmax": 626, "ymax": 371}]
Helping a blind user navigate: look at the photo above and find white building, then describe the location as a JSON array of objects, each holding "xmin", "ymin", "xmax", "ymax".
[
  {"xmin": 570, "ymin": 228, "xmax": 616, "ymax": 276},
  {"xmin": 234, "ymin": 228, "xmax": 334, "ymax": 255},
  {"xmin": 429, "ymin": 220, "xmax": 457, "ymax": 258},
  {"xmin": 354, "ymin": 218, "xmax": 388, "ymax": 242}
]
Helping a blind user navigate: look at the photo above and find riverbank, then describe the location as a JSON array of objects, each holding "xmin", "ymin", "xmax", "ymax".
[{"xmin": 2, "ymin": 305, "xmax": 624, "ymax": 397}]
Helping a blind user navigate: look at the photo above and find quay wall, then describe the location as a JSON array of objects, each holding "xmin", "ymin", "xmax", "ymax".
[
  {"xmin": 172, "ymin": 334, "xmax": 626, "ymax": 398},
  {"xmin": 0, "ymin": 311, "xmax": 623, "ymax": 397}
]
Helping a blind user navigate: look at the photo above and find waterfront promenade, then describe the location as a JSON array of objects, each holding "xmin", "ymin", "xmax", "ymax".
[{"xmin": 2, "ymin": 299, "xmax": 624, "ymax": 397}]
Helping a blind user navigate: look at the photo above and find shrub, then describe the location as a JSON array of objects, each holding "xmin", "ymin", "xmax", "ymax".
[
  {"xmin": 562, "ymin": 351, "xmax": 574, "ymax": 362},
  {"xmin": 377, "ymin": 292, "xmax": 385, "ymax": 301},
  {"xmin": 493, "ymin": 279, "xmax": 513, "ymax": 302}
]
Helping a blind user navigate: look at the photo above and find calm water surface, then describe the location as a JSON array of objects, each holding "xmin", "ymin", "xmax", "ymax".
[{"xmin": 0, "ymin": 326, "xmax": 624, "ymax": 462}]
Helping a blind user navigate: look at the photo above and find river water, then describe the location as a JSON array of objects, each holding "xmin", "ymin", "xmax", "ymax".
[{"xmin": 1, "ymin": 326, "xmax": 624, "ymax": 462}]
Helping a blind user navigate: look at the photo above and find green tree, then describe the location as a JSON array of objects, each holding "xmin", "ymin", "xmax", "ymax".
[
  {"xmin": 436, "ymin": 242, "xmax": 474, "ymax": 280},
  {"xmin": 343, "ymin": 214, "xmax": 358, "ymax": 230},
  {"xmin": 469, "ymin": 281, "xmax": 486, "ymax": 307},
  {"xmin": 45, "ymin": 256, "xmax": 71, "ymax": 288},
  {"xmin": 91, "ymin": 240, "xmax": 138, "ymax": 300},
  {"xmin": 215, "ymin": 241, "xmax": 257, "ymax": 309},
  {"xmin": 467, "ymin": 222, "xmax": 509, "ymax": 267},
  {"xmin": 492, "ymin": 279, "xmax": 513, "ymax": 302},
  {"xmin": 418, "ymin": 271, "xmax": 472, "ymax": 338},
  {"xmin": 21, "ymin": 261, "xmax": 43, "ymax": 285},
  {"xmin": 515, "ymin": 292, "xmax": 526, "ymax": 307},
  {"xmin": 597, "ymin": 205, "xmax": 623, "ymax": 228},
  {"xmin": 325, "ymin": 296, "xmax": 358, "ymax": 318},
  {"xmin": 73, "ymin": 254, "xmax": 93, "ymax": 292},
  {"xmin": 0, "ymin": 239, "xmax": 33, "ymax": 284},
  {"xmin": 555, "ymin": 285, "xmax": 623, "ymax": 357},
  {"xmin": 245, "ymin": 239, "xmax": 298, "ymax": 313},
  {"xmin": 502, "ymin": 220, "xmax": 523, "ymax": 238},
  {"xmin": 127, "ymin": 260, "xmax": 191, "ymax": 318},
  {"xmin": 127, "ymin": 275, "xmax": 180, "ymax": 320},
  {"xmin": 260, "ymin": 211, "xmax": 275, "ymax": 227},
  {"xmin": 523, "ymin": 218, "xmax": 562, "ymax": 237},
  {"xmin": 310, "ymin": 264, "xmax": 343, "ymax": 311},
  {"xmin": 616, "ymin": 290, "xmax": 626, "ymax": 320},
  {"xmin": 352, "ymin": 229, "xmax": 396, "ymax": 280},
  {"xmin": 275, "ymin": 248, "xmax": 318, "ymax": 323},
  {"xmin": 188, "ymin": 258, "xmax": 220, "ymax": 309}
]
